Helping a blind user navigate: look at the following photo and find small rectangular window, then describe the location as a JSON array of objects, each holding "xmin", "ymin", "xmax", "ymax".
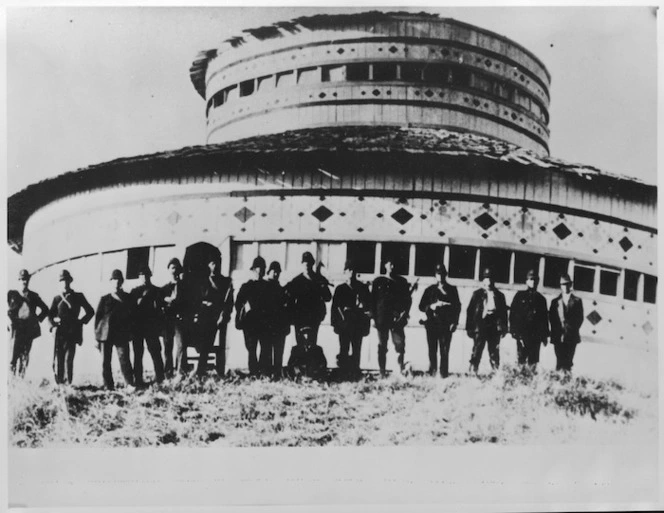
[
  {"xmin": 448, "ymin": 245, "xmax": 476, "ymax": 279},
  {"xmin": 276, "ymin": 70, "xmax": 295, "ymax": 88},
  {"xmin": 346, "ymin": 63, "xmax": 370, "ymax": 81},
  {"xmin": 599, "ymin": 268, "xmax": 620, "ymax": 296},
  {"xmin": 644, "ymin": 274, "xmax": 657, "ymax": 304},
  {"xmin": 239, "ymin": 79, "xmax": 255, "ymax": 97},
  {"xmin": 479, "ymin": 248, "xmax": 511, "ymax": 284},
  {"xmin": 257, "ymin": 75, "xmax": 275, "ymax": 92},
  {"xmin": 450, "ymin": 67, "xmax": 471, "ymax": 87},
  {"xmin": 494, "ymin": 81, "xmax": 510, "ymax": 100},
  {"xmin": 624, "ymin": 269, "xmax": 639, "ymax": 301},
  {"xmin": 400, "ymin": 63, "xmax": 424, "ymax": 82},
  {"xmin": 543, "ymin": 256, "xmax": 570, "ymax": 288},
  {"xmin": 423, "ymin": 63, "xmax": 449, "ymax": 84},
  {"xmin": 470, "ymin": 73, "xmax": 492, "ymax": 93},
  {"xmin": 574, "ymin": 263, "xmax": 595, "ymax": 293},
  {"xmin": 126, "ymin": 247, "xmax": 150, "ymax": 280},
  {"xmin": 347, "ymin": 241, "xmax": 376, "ymax": 274},
  {"xmin": 381, "ymin": 242, "xmax": 410, "ymax": 276},
  {"xmin": 297, "ymin": 66, "xmax": 319, "ymax": 85},
  {"xmin": 322, "ymin": 65, "xmax": 345, "ymax": 82},
  {"xmin": 414, "ymin": 243, "xmax": 444, "ymax": 277},
  {"xmin": 372, "ymin": 63, "xmax": 398, "ymax": 81},
  {"xmin": 513, "ymin": 252, "xmax": 541, "ymax": 284},
  {"xmin": 317, "ymin": 242, "xmax": 346, "ymax": 274}
]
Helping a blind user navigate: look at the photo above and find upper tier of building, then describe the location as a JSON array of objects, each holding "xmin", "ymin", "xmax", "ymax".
[{"xmin": 190, "ymin": 12, "xmax": 552, "ymax": 155}]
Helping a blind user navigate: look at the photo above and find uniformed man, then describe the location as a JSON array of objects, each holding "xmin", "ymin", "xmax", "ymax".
[
  {"xmin": 418, "ymin": 264, "xmax": 461, "ymax": 378},
  {"xmin": 549, "ymin": 273, "xmax": 584, "ymax": 372},
  {"xmin": 331, "ymin": 259, "xmax": 371, "ymax": 377},
  {"xmin": 261, "ymin": 261, "xmax": 290, "ymax": 379},
  {"xmin": 235, "ymin": 256, "xmax": 268, "ymax": 375},
  {"xmin": 95, "ymin": 269, "xmax": 135, "ymax": 390},
  {"xmin": 8, "ymin": 269, "xmax": 49, "ymax": 377},
  {"xmin": 160, "ymin": 258, "xmax": 189, "ymax": 377},
  {"xmin": 284, "ymin": 251, "xmax": 332, "ymax": 348},
  {"xmin": 193, "ymin": 255, "xmax": 234, "ymax": 377},
  {"xmin": 465, "ymin": 268, "xmax": 508, "ymax": 373},
  {"xmin": 129, "ymin": 266, "xmax": 165, "ymax": 386},
  {"xmin": 371, "ymin": 257, "xmax": 412, "ymax": 375},
  {"xmin": 509, "ymin": 269, "xmax": 550, "ymax": 368},
  {"xmin": 48, "ymin": 270, "xmax": 95, "ymax": 385}
]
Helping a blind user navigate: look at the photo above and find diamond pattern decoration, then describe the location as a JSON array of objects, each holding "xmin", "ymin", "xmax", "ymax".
[
  {"xmin": 553, "ymin": 223, "xmax": 572, "ymax": 240},
  {"xmin": 391, "ymin": 208, "xmax": 413, "ymax": 225},
  {"xmin": 642, "ymin": 321, "xmax": 653, "ymax": 335},
  {"xmin": 586, "ymin": 310, "xmax": 602, "ymax": 326},
  {"xmin": 474, "ymin": 212, "xmax": 497, "ymax": 230},
  {"xmin": 234, "ymin": 207, "xmax": 254, "ymax": 223},
  {"xmin": 166, "ymin": 211, "xmax": 181, "ymax": 226},
  {"xmin": 388, "ymin": 45, "xmax": 398, "ymax": 53},
  {"xmin": 311, "ymin": 205, "xmax": 333, "ymax": 223},
  {"xmin": 372, "ymin": 89, "xmax": 380, "ymax": 96},
  {"xmin": 619, "ymin": 236, "xmax": 633, "ymax": 252},
  {"xmin": 424, "ymin": 89, "xmax": 434, "ymax": 98}
]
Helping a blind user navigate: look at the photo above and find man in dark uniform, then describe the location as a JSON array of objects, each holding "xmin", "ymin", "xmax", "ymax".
[
  {"xmin": 129, "ymin": 266, "xmax": 165, "ymax": 386},
  {"xmin": 466, "ymin": 268, "xmax": 508, "ymax": 373},
  {"xmin": 48, "ymin": 269, "xmax": 95, "ymax": 385},
  {"xmin": 193, "ymin": 255, "xmax": 234, "ymax": 377},
  {"xmin": 371, "ymin": 257, "xmax": 412, "ymax": 375},
  {"xmin": 510, "ymin": 269, "xmax": 550, "ymax": 368},
  {"xmin": 262, "ymin": 261, "xmax": 290, "ymax": 379},
  {"xmin": 235, "ymin": 256, "xmax": 268, "ymax": 375},
  {"xmin": 549, "ymin": 273, "xmax": 584, "ymax": 372},
  {"xmin": 160, "ymin": 258, "xmax": 189, "ymax": 377},
  {"xmin": 95, "ymin": 269, "xmax": 135, "ymax": 390},
  {"xmin": 331, "ymin": 259, "xmax": 371, "ymax": 377},
  {"xmin": 418, "ymin": 264, "xmax": 461, "ymax": 378},
  {"xmin": 284, "ymin": 251, "xmax": 332, "ymax": 348},
  {"xmin": 8, "ymin": 269, "xmax": 49, "ymax": 377}
]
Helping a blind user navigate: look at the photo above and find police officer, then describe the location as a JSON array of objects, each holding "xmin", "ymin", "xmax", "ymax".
[
  {"xmin": 160, "ymin": 258, "xmax": 189, "ymax": 377},
  {"xmin": 510, "ymin": 269, "xmax": 549, "ymax": 368},
  {"xmin": 371, "ymin": 257, "xmax": 412, "ymax": 375},
  {"xmin": 549, "ymin": 273, "xmax": 584, "ymax": 372},
  {"xmin": 466, "ymin": 268, "xmax": 508, "ymax": 373},
  {"xmin": 129, "ymin": 266, "xmax": 165, "ymax": 385},
  {"xmin": 95, "ymin": 269, "xmax": 135, "ymax": 390},
  {"xmin": 193, "ymin": 255, "xmax": 234, "ymax": 377},
  {"xmin": 48, "ymin": 270, "xmax": 95, "ymax": 385},
  {"xmin": 236, "ymin": 256, "xmax": 268, "ymax": 375},
  {"xmin": 8, "ymin": 269, "xmax": 49, "ymax": 377},
  {"xmin": 331, "ymin": 260, "xmax": 371, "ymax": 376},
  {"xmin": 418, "ymin": 264, "xmax": 461, "ymax": 378},
  {"xmin": 262, "ymin": 261, "xmax": 290, "ymax": 378}
]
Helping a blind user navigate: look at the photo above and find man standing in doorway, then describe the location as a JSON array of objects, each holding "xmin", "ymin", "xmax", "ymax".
[
  {"xmin": 466, "ymin": 268, "xmax": 508, "ymax": 373},
  {"xmin": 509, "ymin": 269, "xmax": 549, "ymax": 368},
  {"xmin": 549, "ymin": 273, "xmax": 584, "ymax": 372}
]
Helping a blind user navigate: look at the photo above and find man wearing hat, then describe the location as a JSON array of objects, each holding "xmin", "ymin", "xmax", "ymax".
[
  {"xmin": 160, "ymin": 258, "xmax": 189, "ymax": 376},
  {"xmin": 235, "ymin": 256, "xmax": 268, "ymax": 375},
  {"xmin": 418, "ymin": 264, "xmax": 461, "ymax": 378},
  {"xmin": 465, "ymin": 267, "xmax": 508, "ymax": 373},
  {"xmin": 129, "ymin": 266, "xmax": 165, "ymax": 385},
  {"xmin": 261, "ymin": 261, "xmax": 290, "ymax": 378},
  {"xmin": 371, "ymin": 257, "xmax": 412, "ymax": 375},
  {"xmin": 48, "ymin": 269, "xmax": 95, "ymax": 384},
  {"xmin": 510, "ymin": 269, "xmax": 550, "ymax": 367},
  {"xmin": 8, "ymin": 269, "xmax": 49, "ymax": 377},
  {"xmin": 331, "ymin": 260, "xmax": 371, "ymax": 376},
  {"xmin": 193, "ymin": 255, "xmax": 234, "ymax": 377},
  {"xmin": 549, "ymin": 273, "xmax": 584, "ymax": 372},
  {"xmin": 95, "ymin": 269, "xmax": 135, "ymax": 389},
  {"xmin": 284, "ymin": 251, "xmax": 332, "ymax": 348}
]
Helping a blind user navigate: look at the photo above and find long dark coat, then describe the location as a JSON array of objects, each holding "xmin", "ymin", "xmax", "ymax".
[
  {"xmin": 465, "ymin": 287, "xmax": 508, "ymax": 336},
  {"xmin": 418, "ymin": 282, "xmax": 461, "ymax": 328},
  {"xmin": 509, "ymin": 288, "xmax": 550, "ymax": 340},
  {"xmin": 49, "ymin": 290, "xmax": 95, "ymax": 344},
  {"xmin": 549, "ymin": 294, "xmax": 584, "ymax": 345},
  {"xmin": 95, "ymin": 291, "xmax": 133, "ymax": 345},
  {"xmin": 371, "ymin": 274, "xmax": 411, "ymax": 329}
]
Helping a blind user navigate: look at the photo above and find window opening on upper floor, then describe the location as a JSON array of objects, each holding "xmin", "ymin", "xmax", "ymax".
[
  {"xmin": 543, "ymin": 256, "xmax": 569, "ymax": 289},
  {"xmin": 479, "ymin": 247, "xmax": 511, "ymax": 284},
  {"xmin": 513, "ymin": 251, "xmax": 541, "ymax": 284},
  {"xmin": 599, "ymin": 266, "xmax": 620, "ymax": 297},
  {"xmin": 644, "ymin": 274, "xmax": 657, "ymax": 304},
  {"xmin": 399, "ymin": 63, "xmax": 424, "ymax": 82},
  {"xmin": 239, "ymin": 79, "xmax": 255, "ymax": 97},
  {"xmin": 623, "ymin": 269, "xmax": 639, "ymax": 301},
  {"xmin": 322, "ymin": 65, "xmax": 346, "ymax": 83},
  {"xmin": 346, "ymin": 241, "xmax": 376, "ymax": 274},
  {"xmin": 573, "ymin": 261, "xmax": 595, "ymax": 293},
  {"xmin": 381, "ymin": 242, "xmax": 410, "ymax": 276},
  {"xmin": 372, "ymin": 62, "xmax": 398, "ymax": 81},
  {"xmin": 448, "ymin": 245, "xmax": 476, "ymax": 280},
  {"xmin": 414, "ymin": 243, "xmax": 444, "ymax": 277},
  {"xmin": 346, "ymin": 63, "xmax": 370, "ymax": 81},
  {"xmin": 126, "ymin": 246, "xmax": 150, "ymax": 280}
]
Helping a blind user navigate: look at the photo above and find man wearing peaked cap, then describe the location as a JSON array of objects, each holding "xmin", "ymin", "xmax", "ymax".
[
  {"xmin": 465, "ymin": 267, "xmax": 508, "ymax": 373},
  {"xmin": 549, "ymin": 273, "xmax": 584, "ymax": 372},
  {"xmin": 160, "ymin": 257, "xmax": 188, "ymax": 376},
  {"xmin": 235, "ymin": 256, "xmax": 267, "ymax": 375},
  {"xmin": 262, "ymin": 260, "xmax": 290, "ymax": 378},
  {"xmin": 510, "ymin": 269, "xmax": 549, "ymax": 368},
  {"xmin": 8, "ymin": 269, "xmax": 49, "ymax": 377},
  {"xmin": 48, "ymin": 269, "xmax": 95, "ymax": 384}
]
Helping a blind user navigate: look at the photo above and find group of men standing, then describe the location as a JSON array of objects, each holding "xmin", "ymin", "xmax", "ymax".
[{"xmin": 8, "ymin": 250, "xmax": 585, "ymax": 386}]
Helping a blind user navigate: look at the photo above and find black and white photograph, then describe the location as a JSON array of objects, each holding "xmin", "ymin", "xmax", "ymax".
[{"xmin": 4, "ymin": 4, "xmax": 661, "ymax": 511}]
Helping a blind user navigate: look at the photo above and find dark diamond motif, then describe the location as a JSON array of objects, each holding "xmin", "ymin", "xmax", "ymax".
[
  {"xmin": 438, "ymin": 231, "xmax": 445, "ymax": 236},
  {"xmin": 619, "ymin": 237, "xmax": 633, "ymax": 252},
  {"xmin": 391, "ymin": 208, "xmax": 413, "ymax": 225},
  {"xmin": 503, "ymin": 220, "xmax": 511, "ymax": 226},
  {"xmin": 539, "ymin": 226, "xmax": 547, "ymax": 232},
  {"xmin": 474, "ymin": 212, "xmax": 497, "ymax": 230},
  {"xmin": 234, "ymin": 207, "xmax": 254, "ymax": 223},
  {"xmin": 319, "ymin": 92, "xmax": 326, "ymax": 99},
  {"xmin": 337, "ymin": 48, "xmax": 345, "ymax": 54},
  {"xmin": 278, "ymin": 228, "xmax": 284, "ymax": 232},
  {"xmin": 642, "ymin": 321, "xmax": 653, "ymax": 335},
  {"xmin": 388, "ymin": 45, "xmax": 398, "ymax": 53},
  {"xmin": 553, "ymin": 223, "xmax": 572, "ymax": 240},
  {"xmin": 372, "ymin": 89, "xmax": 380, "ymax": 96},
  {"xmin": 357, "ymin": 228, "xmax": 364, "ymax": 232},
  {"xmin": 481, "ymin": 233, "xmax": 489, "ymax": 239},
  {"xmin": 376, "ymin": 213, "xmax": 384, "ymax": 218},
  {"xmin": 298, "ymin": 212, "xmax": 305, "ymax": 217},
  {"xmin": 586, "ymin": 310, "xmax": 602, "ymax": 326},
  {"xmin": 311, "ymin": 205, "xmax": 333, "ymax": 223},
  {"xmin": 460, "ymin": 216, "xmax": 468, "ymax": 222},
  {"xmin": 399, "ymin": 229, "xmax": 406, "ymax": 235},
  {"xmin": 167, "ymin": 211, "xmax": 181, "ymax": 225},
  {"xmin": 520, "ymin": 238, "xmax": 527, "ymax": 244},
  {"xmin": 424, "ymin": 89, "xmax": 434, "ymax": 98}
]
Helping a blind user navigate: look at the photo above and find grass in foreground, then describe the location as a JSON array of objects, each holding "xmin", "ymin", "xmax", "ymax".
[{"xmin": 9, "ymin": 365, "xmax": 657, "ymax": 447}]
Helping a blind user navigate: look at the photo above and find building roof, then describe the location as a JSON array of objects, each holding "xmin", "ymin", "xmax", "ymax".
[{"xmin": 7, "ymin": 126, "xmax": 655, "ymax": 252}]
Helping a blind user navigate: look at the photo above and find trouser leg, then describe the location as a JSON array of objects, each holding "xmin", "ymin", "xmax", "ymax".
[
  {"xmin": 133, "ymin": 337, "xmax": 145, "ymax": 385},
  {"xmin": 554, "ymin": 343, "xmax": 564, "ymax": 371},
  {"xmin": 258, "ymin": 335, "xmax": 273, "ymax": 376},
  {"xmin": 391, "ymin": 327, "xmax": 406, "ymax": 370},
  {"xmin": 338, "ymin": 333, "xmax": 350, "ymax": 368},
  {"xmin": 54, "ymin": 333, "xmax": 67, "ymax": 384},
  {"xmin": 376, "ymin": 327, "xmax": 389, "ymax": 372},
  {"xmin": 216, "ymin": 324, "xmax": 227, "ymax": 377},
  {"xmin": 162, "ymin": 324, "xmax": 174, "ymax": 376},
  {"xmin": 525, "ymin": 336, "xmax": 541, "ymax": 367},
  {"xmin": 350, "ymin": 335, "xmax": 363, "ymax": 371},
  {"xmin": 560, "ymin": 343, "xmax": 576, "ymax": 371},
  {"xmin": 487, "ymin": 332, "xmax": 500, "ymax": 370},
  {"xmin": 10, "ymin": 330, "xmax": 21, "ymax": 375},
  {"xmin": 116, "ymin": 343, "xmax": 135, "ymax": 386},
  {"xmin": 196, "ymin": 327, "xmax": 217, "ymax": 377},
  {"xmin": 146, "ymin": 334, "xmax": 165, "ymax": 382},
  {"xmin": 65, "ymin": 342, "xmax": 77, "ymax": 384},
  {"xmin": 425, "ymin": 327, "xmax": 438, "ymax": 374},
  {"xmin": 19, "ymin": 338, "xmax": 33, "ymax": 378},
  {"xmin": 439, "ymin": 329, "xmax": 452, "ymax": 378},
  {"xmin": 515, "ymin": 337, "xmax": 527, "ymax": 365},
  {"xmin": 173, "ymin": 323, "xmax": 187, "ymax": 375},
  {"xmin": 273, "ymin": 336, "xmax": 285, "ymax": 377},
  {"xmin": 244, "ymin": 332, "xmax": 259, "ymax": 375},
  {"xmin": 102, "ymin": 342, "xmax": 114, "ymax": 389},
  {"xmin": 470, "ymin": 334, "xmax": 486, "ymax": 372}
]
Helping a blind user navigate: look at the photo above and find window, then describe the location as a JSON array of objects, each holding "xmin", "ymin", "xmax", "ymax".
[
  {"xmin": 381, "ymin": 242, "xmax": 410, "ymax": 276},
  {"xmin": 448, "ymin": 245, "xmax": 476, "ymax": 279},
  {"xmin": 513, "ymin": 252, "xmax": 541, "ymax": 284},
  {"xmin": 346, "ymin": 63, "xmax": 370, "ymax": 81},
  {"xmin": 624, "ymin": 270, "xmax": 639, "ymax": 301},
  {"xmin": 599, "ymin": 267, "xmax": 620, "ymax": 296},
  {"xmin": 470, "ymin": 73, "xmax": 492, "ymax": 94},
  {"xmin": 423, "ymin": 63, "xmax": 449, "ymax": 85},
  {"xmin": 372, "ymin": 63, "xmax": 397, "ymax": 81},
  {"xmin": 239, "ymin": 79, "xmax": 255, "ymax": 97},
  {"xmin": 415, "ymin": 243, "xmax": 444, "ymax": 277},
  {"xmin": 513, "ymin": 89, "xmax": 531, "ymax": 110},
  {"xmin": 276, "ymin": 70, "xmax": 295, "ymax": 88},
  {"xmin": 543, "ymin": 256, "xmax": 570, "ymax": 288},
  {"xmin": 400, "ymin": 63, "xmax": 423, "ymax": 82},
  {"xmin": 322, "ymin": 65, "xmax": 345, "ymax": 82},
  {"xmin": 644, "ymin": 274, "xmax": 657, "ymax": 304},
  {"xmin": 231, "ymin": 242, "xmax": 254, "ymax": 272},
  {"xmin": 298, "ymin": 67, "xmax": 319, "ymax": 85},
  {"xmin": 574, "ymin": 262, "xmax": 595, "ymax": 293},
  {"xmin": 126, "ymin": 247, "xmax": 150, "ymax": 280},
  {"xmin": 317, "ymin": 242, "xmax": 346, "ymax": 274},
  {"xmin": 224, "ymin": 84, "xmax": 238, "ymax": 103},
  {"xmin": 479, "ymin": 248, "xmax": 511, "ymax": 284},
  {"xmin": 257, "ymin": 75, "xmax": 275, "ymax": 92},
  {"xmin": 493, "ymin": 80, "xmax": 510, "ymax": 100},
  {"xmin": 346, "ymin": 241, "xmax": 376, "ymax": 274},
  {"xmin": 450, "ymin": 67, "xmax": 471, "ymax": 87}
]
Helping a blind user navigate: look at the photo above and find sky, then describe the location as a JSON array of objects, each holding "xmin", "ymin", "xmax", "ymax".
[{"xmin": 6, "ymin": 5, "xmax": 659, "ymax": 196}]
